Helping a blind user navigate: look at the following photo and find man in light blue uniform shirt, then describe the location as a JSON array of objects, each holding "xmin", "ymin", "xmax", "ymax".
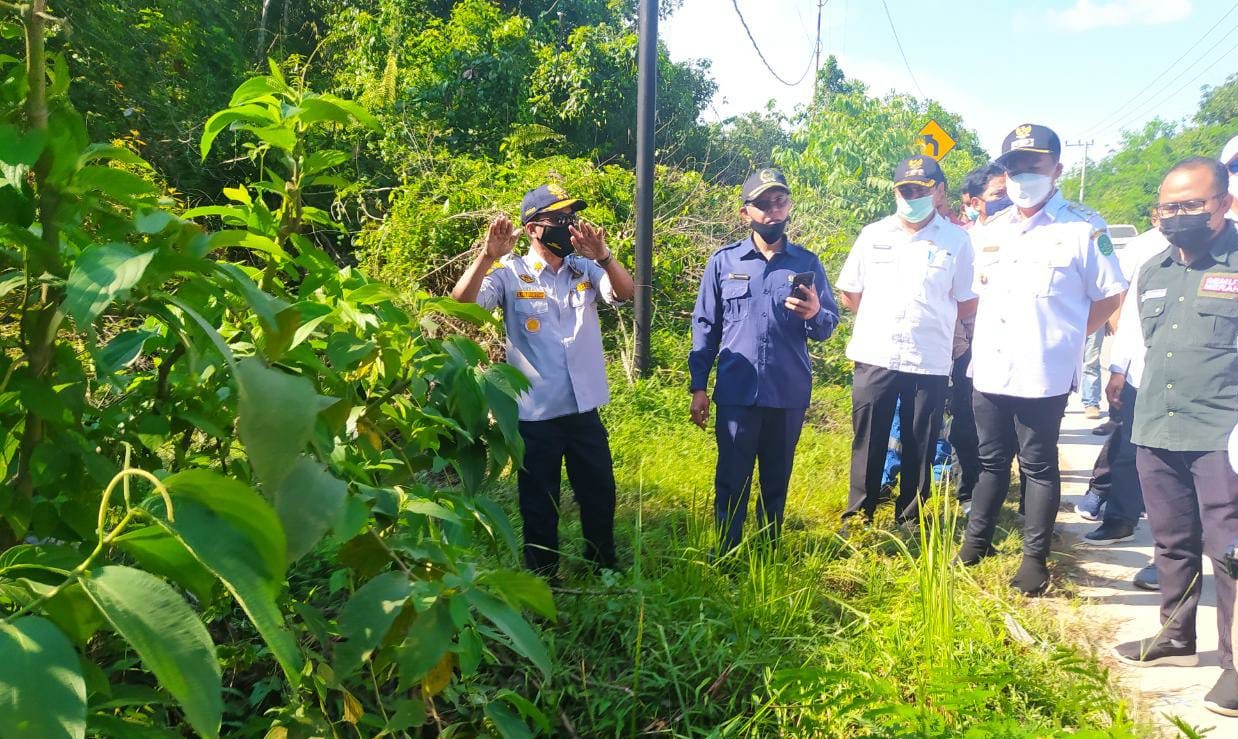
[
  {"xmin": 689, "ymin": 168, "xmax": 839, "ymax": 554},
  {"xmin": 452, "ymin": 184, "xmax": 635, "ymax": 576}
]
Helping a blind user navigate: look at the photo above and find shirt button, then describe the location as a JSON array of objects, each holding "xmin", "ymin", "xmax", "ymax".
[
  {"xmin": 1167, "ymin": 383, "xmax": 1173, "ymax": 389},
  {"xmin": 1167, "ymin": 351, "xmax": 1174, "ymax": 357},
  {"xmin": 1168, "ymin": 411, "xmax": 1175, "ymax": 417},
  {"xmin": 1178, "ymin": 296, "xmax": 1185, "ymax": 302},
  {"xmin": 1172, "ymin": 323, "xmax": 1179, "ymax": 329}
]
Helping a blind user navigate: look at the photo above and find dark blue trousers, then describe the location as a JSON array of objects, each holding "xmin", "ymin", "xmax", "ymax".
[
  {"xmin": 713, "ymin": 404, "xmax": 807, "ymax": 553},
  {"xmin": 1101, "ymin": 383, "xmax": 1144, "ymax": 526}
]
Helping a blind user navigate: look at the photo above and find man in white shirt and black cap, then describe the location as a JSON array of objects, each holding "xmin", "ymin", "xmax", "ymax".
[
  {"xmin": 836, "ymin": 155, "xmax": 977, "ymax": 528},
  {"xmin": 959, "ymin": 123, "xmax": 1126, "ymax": 595}
]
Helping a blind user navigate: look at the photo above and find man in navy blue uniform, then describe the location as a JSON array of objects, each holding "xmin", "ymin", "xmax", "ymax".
[{"xmin": 688, "ymin": 168, "xmax": 839, "ymax": 554}]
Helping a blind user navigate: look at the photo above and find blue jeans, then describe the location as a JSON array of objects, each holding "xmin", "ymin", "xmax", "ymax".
[{"xmin": 1080, "ymin": 329, "xmax": 1104, "ymax": 409}]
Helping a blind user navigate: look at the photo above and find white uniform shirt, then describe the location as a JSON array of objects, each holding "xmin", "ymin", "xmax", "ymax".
[
  {"xmin": 477, "ymin": 252, "xmax": 619, "ymax": 421},
  {"xmin": 1108, "ymin": 230, "xmax": 1172, "ymax": 389},
  {"xmin": 837, "ymin": 213, "xmax": 976, "ymax": 376},
  {"xmin": 970, "ymin": 191, "xmax": 1127, "ymax": 398}
]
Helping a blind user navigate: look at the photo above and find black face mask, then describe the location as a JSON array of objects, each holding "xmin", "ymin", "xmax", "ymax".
[
  {"xmin": 538, "ymin": 224, "xmax": 575, "ymax": 258},
  {"xmin": 1159, "ymin": 212, "xmax": 1218, "ymax": 252},
  {"xmin": 751, "ymin": 219, "xmax": 787, "ymax": 244}
]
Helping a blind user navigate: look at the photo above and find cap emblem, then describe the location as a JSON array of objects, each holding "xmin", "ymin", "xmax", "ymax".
[
  {"xmin": 546, "ymin": 183, "xmax": 568, "ymax": 198},
  {"xmin": 759, "ymin": 169, "xmax": 777, "ymax": 183},
  {"xmin": 907, "ymin": 157, "xmax": 923, "ymax": 169},
  {"xmin": 1015, "ymin": 124, "xmax": 1033, "ymax": 138}
]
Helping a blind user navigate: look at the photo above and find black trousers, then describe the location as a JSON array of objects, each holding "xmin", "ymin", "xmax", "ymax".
[
  {"xmin": 963, "ymin": 391, "xmax": 1069, "ymax": 561},
  {"xmin": 517, "ymin": 410, "xmax": 617, "ymax": 575},
  {"xmin": 1137, "ymin": 447, "xmax": 1238, "ymax": 669},
  {"xmin": 845, "ymin": 363, "xmax": 948, "ymax": 522},
  {"xmin": 1086, "ymin": 432, "xmax": 1116, "ymax": 498},
  {"xmin": 947, "ymin": 350, "xmax": 980, "ymax": 499}
]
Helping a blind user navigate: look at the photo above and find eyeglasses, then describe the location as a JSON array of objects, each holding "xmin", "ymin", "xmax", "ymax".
[
  {"xmin": 1152, "ymin": 194, "xmax": 1222, "ymax": 219},
  {"xmin": 748, "ymin": 194, "xmax": 791, "ymax": 211},
  {"xmin": 530, "ymin": 213, "xmax": 579, "ymax": 227}
]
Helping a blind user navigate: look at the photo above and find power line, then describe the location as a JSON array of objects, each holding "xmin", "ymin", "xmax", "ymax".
[
  {"xmin": 1084, "ymin": 0, "xmax": 1238, "ymax": 136},
  {"xmin": 730, "ymin": 0, "xmax": 821, "ymax": 87},
  {"xmin": 879, "ymin": 0, "xmax": 925, "ymax": 99},
  {"xmin": 1109, "ymin": 34, "xmax": 1238, "ymax": 135}
]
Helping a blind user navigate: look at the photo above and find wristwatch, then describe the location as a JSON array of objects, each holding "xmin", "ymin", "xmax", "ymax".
[{"xmin": 597, "ymin": 250, "xmax": 613, "ymax": 267}]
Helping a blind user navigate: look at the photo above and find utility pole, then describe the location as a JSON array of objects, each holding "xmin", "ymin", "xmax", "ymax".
[
  {"xmin": 634, "ymin": 0, "xmax": 656, "ymax": 377},
  {"xmin": 815, "ymin": 0, "xmax": 824, "ymax": 76},
  {"xmin": 1066, "ymin": 139, "xmax": 1094, "ymax": 204}
]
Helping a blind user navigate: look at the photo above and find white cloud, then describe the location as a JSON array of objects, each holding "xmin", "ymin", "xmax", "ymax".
[{"xmin": 1050, "ymin": 0, "xmax": 1193, "ymax": 32}]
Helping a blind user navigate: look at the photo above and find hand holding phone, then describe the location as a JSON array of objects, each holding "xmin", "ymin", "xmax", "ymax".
[{"xmin": 790, "ymin": 271, "xmax": 814, "ymax": 300}]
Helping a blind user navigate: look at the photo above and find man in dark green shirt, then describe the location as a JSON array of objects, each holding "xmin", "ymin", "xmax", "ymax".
[{"xmin": 1111, "ymin": 157, "xmax": 1238, "ymax": 719}]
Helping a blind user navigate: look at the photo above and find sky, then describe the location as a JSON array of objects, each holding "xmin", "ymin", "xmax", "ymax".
[{"xmin": 661, "ymin": 0, "xmax": 1238, "ymax": 173}]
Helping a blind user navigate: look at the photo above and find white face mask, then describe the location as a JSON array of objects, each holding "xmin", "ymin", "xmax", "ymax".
[
  {"xmin": 1007, "ymin": 172, "xmax": 1054, "ymax": 208},
  {"xmin": 1228, "ymin": 173, "xmax": 1238, "ymax": 200}
]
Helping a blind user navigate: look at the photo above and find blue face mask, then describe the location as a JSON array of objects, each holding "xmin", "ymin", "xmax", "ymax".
[
  {"xmin": 897, "ymin": 194, "xmax": 935, "ymax": 224},
  {"xmin": 964, "ymin": 206, "xmax": 980, "ymax": 222},
  {"xmin": 984, "ymin": 194, "xmax": 1013, "ymax": 218}
]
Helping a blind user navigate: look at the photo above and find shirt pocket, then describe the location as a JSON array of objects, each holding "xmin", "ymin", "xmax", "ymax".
[
  {"xmin": 1194, "ymin": 298, "xmax": 1238, "ymax": 349},
  {"xmin": 569, "ymin": 282, "xmax": 596, "ymax": 309},
  {"xmin": 1038, "ymin": 250, "xmax": 1074, "ymax": 297},
  {"xmin": 515, "ymin": 297, "xmax": 550, "ymax": 315},
  {"xmin": 1139, "ymin": 295, "xmax": 1166, "ymax": 345},
  {"xmin": 721, "ymin": 279, "xmax": 752, "ymax": 322}
]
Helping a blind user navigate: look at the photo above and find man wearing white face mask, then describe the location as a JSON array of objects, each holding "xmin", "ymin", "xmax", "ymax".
[
  {"xmin": 960, "ymin": 123, "xmax": 1127, "ymax": 595},
  {"xmin": 837, "ymin": 156, "xmax": 977, "ymax": 529}
]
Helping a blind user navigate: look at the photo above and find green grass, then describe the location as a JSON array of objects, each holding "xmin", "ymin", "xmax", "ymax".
[{"xmin": 477, "ymin": 376, "xmax": 1164, "ymax": 738}]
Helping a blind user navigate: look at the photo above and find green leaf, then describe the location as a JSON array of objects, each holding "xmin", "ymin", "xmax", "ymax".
[
  {"xmin": 419, "ymin": 296, "xmax": 499, "ymax": 326},
  {"xmin": 479, "ymin": 572, "xmax": 555, "ymax": 620},
  {"xmin": 0, "ymin": 124, "xmax": 46, "ymax": 166},
  {"xmin": 64, "ymin": 244, "xmax": 156, "ymax": 327},
  {"xmin": 8, "ymin": 579, "xmax": 106, "ymax": 645},
  {"xmin": 484, "ymin": 701, "xmax": 533, "ymax": 739},
  {"xmin": 113, "ymin": 526, "xmax": 217, "ymax": 603},
  {"xmin": 153, "ymin": 495, "xmax": 304, "ymax": 686},
  {"xmin": 207, "ymin": 230, "xmax": 286, "ymax": 261},
  {"xmin": 162, "ymin": 470, "xmax": 287, "ymax": 589},
  {"xmin": 273, "ymin": 457, "xmax": 347, "ymax": 561},
  {"xmin": 0, "ymin": 616, "xmax": 86, "ymax": 739},
  {"xmin": 463, "ymin": 589, "xmax": 550, "ymax": 678},
  {"xmin": 200, "ymin": 105, "xmax": 276, "ymax": 161},
  {"xmin": 97, "ymin": 329, "xmax": 158, "ymax": 374},
  {"xmin": 214, "ymin": 262, "xmax": 279, "ymax": 330},
  {"xmin": 228, "ymin": 75, "xmax": 289, "ymax": 107},
  {"xmin": 334, "ymin": 571, "xmax": 411, "ymax": 678},
  {"xmin": 79, "ymin": 566, "xmax": 221, "ymax": 739},
  {"xmin": 326, "ymin": 332, "xmax": 376, "ymax": 371},
  {"xmin": 317, "ymin": 93, "xmax": 382, "ymax": 130},
  {"xmin": 236, "ymin": 358, "xmax": 319, "ymax": 491},
  {"xmin": 73, "ymin": 166, "xmax": 157, "ymax": 199},
  {"xmin": 396, "ymin": 600, "xmax": 453, "ymax": 689},
  {"xmin": 135, "ymin": 209, "xmax": 175, "ymax": 234},
  {"xmin": 303, "ymin": 149, "xmax": 351, "ymax": 177}
]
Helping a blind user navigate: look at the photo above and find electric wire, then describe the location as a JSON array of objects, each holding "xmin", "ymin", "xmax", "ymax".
[
  {"xmin": 879, "ymin": 0, "xmax": 925, "ymax": 98},
  {"xmin": 730, "ymin": 0, "xmax": 822, "ymax": 87}
]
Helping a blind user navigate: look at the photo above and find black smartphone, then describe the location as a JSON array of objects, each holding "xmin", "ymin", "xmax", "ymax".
[{"xmin": 790, "ymin": 271, "xmax": 814, "ymax": 299}]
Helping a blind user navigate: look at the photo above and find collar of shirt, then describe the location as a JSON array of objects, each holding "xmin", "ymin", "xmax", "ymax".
[
  {"xmin": 876, "ymin": 212, "xmax": 946, "ymax": 240},
  {"xmin": 734, "ymin": 234, "xmax": 807, "ymax": 263},
  {"xmin": 1161, "ymin": 223, "xmax": 1238, "ymax": 267}
]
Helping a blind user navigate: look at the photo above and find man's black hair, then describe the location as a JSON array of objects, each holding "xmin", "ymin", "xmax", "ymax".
[
  {"xmin": 1166, "ymin": 156, "xmax": 1229, "ymax": 195},
  {"xmin": 960, "ymin": 162, "xmax": 1007, "ymax": 199}
]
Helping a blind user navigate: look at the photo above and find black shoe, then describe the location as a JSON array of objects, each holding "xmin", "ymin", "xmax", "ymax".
[
  {"xmin": 1113, "ymin": 635, "xmax": 1198, "ymax": 667},
  {"xmin": 1092, "ymin": 420, "xmax": 1118, "ymax": 436},
  {"xmin": 1080, "ymin": 521, "xmax": 1136, "ymax": 547},
  {"xmin": 1133, "ymin": 564, "xmax": 1159, "ymax": 591},
  {"xmin": 1205, "ymin": 669, "xmax": 1238, "ymax": 717},
  {"xmin": 1010, "ymin": 556, "xmax": 1050, "ymax": 596}
]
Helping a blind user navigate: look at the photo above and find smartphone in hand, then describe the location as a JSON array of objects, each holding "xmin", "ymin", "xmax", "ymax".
[{"xmin": 790, "ymin": 271, "xmax": 814, "ymax": 300}]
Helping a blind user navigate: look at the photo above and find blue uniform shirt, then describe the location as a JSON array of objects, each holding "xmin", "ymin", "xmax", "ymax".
[{"xmin": 689, "ymin": 236, "xmax": 839, "ymax": 407}]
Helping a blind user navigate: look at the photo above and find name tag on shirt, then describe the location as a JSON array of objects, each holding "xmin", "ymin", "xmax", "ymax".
[
  {"xmin": 726, "ymin": 273, "xmax": 749, "ymax": 281},
  {"xmin": 1199, "ymin": 273, "xmax": 1238, "ymax": 299},
  {"xmin": 516, "ymin": 290, "xmax": 546, "ymax": 299},
  {"xmin": 1141, "ymin": 288, "xmax": 1167, "ymax": 302}
]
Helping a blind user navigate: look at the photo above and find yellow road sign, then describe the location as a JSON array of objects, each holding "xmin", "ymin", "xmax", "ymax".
[{"xmin": 918, "ymin": 120, "xmax": 955, "ymax": 161}]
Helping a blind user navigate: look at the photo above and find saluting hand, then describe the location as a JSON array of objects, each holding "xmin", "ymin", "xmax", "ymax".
[
  {"xmin": 484, "ymin": 215, "xmax": 519, "ymax": 259},
  {"xmin": 785, "ymin": 282, "xmax": 821, "ymax": 321},
  {"xmin": 570, "ymin": 221, "xmax": 610, "ymax": 261}
]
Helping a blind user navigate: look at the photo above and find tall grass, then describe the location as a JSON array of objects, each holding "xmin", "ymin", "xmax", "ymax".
[{"xmin": 470, "ymin": 376, "xmax": 1168, "ymax": 737}]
